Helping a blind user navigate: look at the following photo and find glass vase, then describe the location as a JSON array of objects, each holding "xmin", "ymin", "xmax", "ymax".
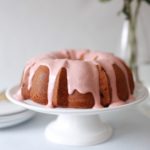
[
  {"xmin": 119, "ymin": 18, "xmax": 150, "ymax": 117},
  {"xmin": 119, "ymin": 19, "xmax": 141, "ymax": 83}
]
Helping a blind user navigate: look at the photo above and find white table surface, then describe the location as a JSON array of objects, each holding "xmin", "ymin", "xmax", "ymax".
[{"xmin": 0, "ymin": 105, "xmax": 150, "ymax": 150}]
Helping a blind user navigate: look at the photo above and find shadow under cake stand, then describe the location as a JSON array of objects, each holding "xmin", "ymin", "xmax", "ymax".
[{"xmin": 6, "ymin": 84, "xmax": 148, "ymax": 146}]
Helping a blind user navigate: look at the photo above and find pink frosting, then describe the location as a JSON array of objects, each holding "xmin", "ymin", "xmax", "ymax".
[{"xmin": 15, "ymin": 49, "xmax": 134, "ymax": 108}]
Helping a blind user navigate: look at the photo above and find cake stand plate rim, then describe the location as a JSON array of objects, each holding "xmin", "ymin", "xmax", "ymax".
[{"xmin": 6, "ymin": 83, "xmax": 149, "ymax": 115}]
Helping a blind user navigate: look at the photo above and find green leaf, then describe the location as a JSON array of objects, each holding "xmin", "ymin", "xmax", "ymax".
[
  {"xmin": 122, "ymin": 5, "xmax": 130, "ymax": 19},
  {"xmin": 144, "ymin": 0, "xmax": 150, "ymax": 4},
  {"xmin": 120, "ymin": 0, "xmax": 133, "ymax": 20},
  {"xmin": 98, "ymin": 0, "xmax": 111, "ymax": 2}
]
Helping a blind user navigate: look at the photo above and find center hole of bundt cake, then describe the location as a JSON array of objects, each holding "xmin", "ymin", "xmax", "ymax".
[
  {"xmin": 67, "ymin": 54, "xmax": 84, "ymax": 60},
  {"xmin": 57, "ymin": 58, "xmax": 83, "ymax": 61}
]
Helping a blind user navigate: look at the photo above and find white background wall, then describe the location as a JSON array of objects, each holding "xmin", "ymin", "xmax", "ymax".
[{"xmin": 0, "ymin": 0, "xmax": 150, "ymax": 89}]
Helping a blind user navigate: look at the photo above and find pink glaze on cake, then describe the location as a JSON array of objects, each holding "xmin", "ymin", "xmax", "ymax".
[{"xmin": 15, "ymin": 49, "xmax": 134, "ymax": 108}]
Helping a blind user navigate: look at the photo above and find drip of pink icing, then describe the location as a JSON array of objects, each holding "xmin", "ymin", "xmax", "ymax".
[
  {"xmin": 15, "ymin": 49, "xmax": 134, "ymax": 108},
  {"xmin": 14, "ymin": 88, "xmax": 23, "ymax": 100},
  {"xmin": 84, "ymin": 52, "xmax": 119, "ymax": 102},
  {"xmin": 114, "ymin": 58, "xmax": 131, "ymax": 95},
  {"xmin": 66, "ymin": 60, "xmax": 101, "ymax": 108},
  {"xmin": 83, "ymin": 51, "xmax": 132, "ymax": 103}
]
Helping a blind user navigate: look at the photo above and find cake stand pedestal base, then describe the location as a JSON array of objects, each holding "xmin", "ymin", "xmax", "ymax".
[
  {"xmin": 45, "ymin": 114, "xmax": 112, "ymax": 146},
  {"xmin": 6, "ymin": 84, "xmax": 148, "ymax": 146}
]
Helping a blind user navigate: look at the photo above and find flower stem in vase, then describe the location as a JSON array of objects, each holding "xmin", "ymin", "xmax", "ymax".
[{"xmin": 123, "ymin": 0, "xmax": 142, "ymax": 83}]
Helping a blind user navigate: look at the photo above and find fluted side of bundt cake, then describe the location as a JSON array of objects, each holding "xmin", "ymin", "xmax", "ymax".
[{"xmin": 15, "ymin": 50, "xmax": 134, "ymax": 108}]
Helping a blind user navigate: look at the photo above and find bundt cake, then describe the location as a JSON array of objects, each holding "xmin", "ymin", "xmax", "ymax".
[{"xmin": 14, "ymin": 49, "xmax": 135, "ymax": 108}]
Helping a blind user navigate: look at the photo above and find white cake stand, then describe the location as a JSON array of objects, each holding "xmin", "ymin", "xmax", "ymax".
[
  {"xmin": 138, "ymin": 86, "xmax": 150, "ymax": 118},
  {"xmin": 6, "ymin": 84, "xmax": 148, "ymax": 146}
]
